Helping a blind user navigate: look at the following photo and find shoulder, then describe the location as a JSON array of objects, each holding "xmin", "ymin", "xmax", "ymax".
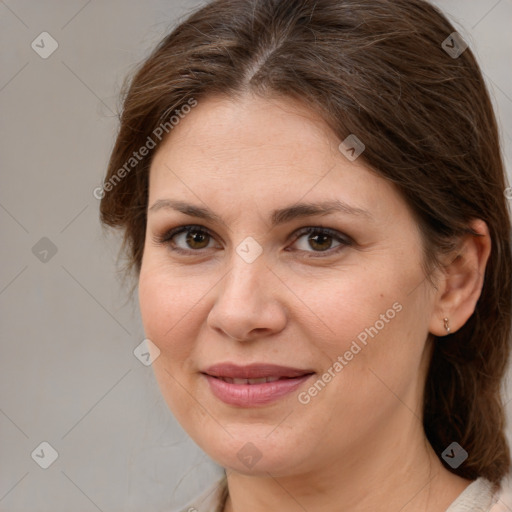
[
  {"xmin": 445, "ymin": 477, "xmax": 501, "ymax": 511},
  {"xmin": 175, "ymin": 475, "xmax": 502, "ymax": 512}
]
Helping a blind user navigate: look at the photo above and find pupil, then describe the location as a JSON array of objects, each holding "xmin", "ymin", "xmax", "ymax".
[
  {"xmin": 187, "ymin": 230, "xmax": 208, "ymax": 249},
  {"xmin": 310, "ymin": 233, "xmax": 331, "ymax": 251}
]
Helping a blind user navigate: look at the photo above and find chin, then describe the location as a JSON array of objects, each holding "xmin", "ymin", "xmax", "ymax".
[{"xmin": 192, "ymin": 430, "xmax": 309, "ymax": 477}]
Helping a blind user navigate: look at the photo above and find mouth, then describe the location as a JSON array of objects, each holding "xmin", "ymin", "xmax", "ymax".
[
  {"xmin": 211, "ymin": 375, "xmax": 306, "ymax": 384},
  {"xmin": 200, "ymin": 363, "xmax": 315, "ymax": 406},
  {"xmin": 202, "ymin": 362, "xmax": 315, "ymax": 380}
]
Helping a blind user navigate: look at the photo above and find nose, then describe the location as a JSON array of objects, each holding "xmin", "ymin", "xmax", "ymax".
[{"xmin": 206, "ymin": 254, "xmax": 287, "ymax": 342}]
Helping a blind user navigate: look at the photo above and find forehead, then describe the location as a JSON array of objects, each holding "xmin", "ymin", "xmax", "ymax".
[
  {"xmin": 147, "ymin": 93, "xmax": 405, "ymax": 226},
  {"xmin": 151, "ymin": 94, "xmax": 337, "ymax": 174}
]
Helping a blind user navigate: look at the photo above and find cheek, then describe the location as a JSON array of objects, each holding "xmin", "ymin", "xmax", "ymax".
[
  {"xmin": 302, "ymin": 257, "xmax": 430, "ymax": 385},
  {"xmin": 138, "ymin": 266, "xmax": 197, "ymax": 361},
  {"xmin": 294, "ymin": 264, "xmax": 402, "ymax": 346},
  {"xmin": 138, "ymin": 267, "xmax": 202, "ymax": 420},
  {"xmin": 138, "ymin": 269, "xmax": 168, "ymax": 341}
]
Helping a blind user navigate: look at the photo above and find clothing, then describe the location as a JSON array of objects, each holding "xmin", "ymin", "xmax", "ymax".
[
  {"xmin": 177, "ymin": 474, "xmax": 500, "ymax": 512},
  {"xmin": 445, "ymin": 477, "xmax": 499, "ymax": 511}
]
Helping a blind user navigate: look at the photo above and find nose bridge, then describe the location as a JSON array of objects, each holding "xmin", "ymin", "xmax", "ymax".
[
  {"xmin": 207, "ymin": 242, "xmax": 286, "ymax": 340},
  {"xmin": 223, "ymin": 243, "xmax": 268, "ymax": 302}
]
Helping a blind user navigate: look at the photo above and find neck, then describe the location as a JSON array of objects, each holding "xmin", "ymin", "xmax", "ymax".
[{"xmin": 222, "ymin": 415, "xmax": 471, "ymax": 512}]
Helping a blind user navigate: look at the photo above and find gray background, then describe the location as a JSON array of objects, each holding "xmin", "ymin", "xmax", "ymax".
[{"xmin": 1, "ymin": 1, "xmax": 511, "ymax": 511}]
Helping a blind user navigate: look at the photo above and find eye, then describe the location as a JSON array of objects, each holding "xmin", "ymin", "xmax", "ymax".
[
  {"xmin": 288, "ymin": 226, "xmax": 352, "ymax": 256},
  {"xmin": 152, "ymin": 225, "xmax": 352, "ymax": 257},
  {"xmin": 152, "ymin": 224, "xmax": 219, "ymax": 254}
]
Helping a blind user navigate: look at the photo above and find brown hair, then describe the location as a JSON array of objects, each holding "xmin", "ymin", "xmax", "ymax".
[{"xmin": 100, "ymin": 0, "xmax": 512, "ymax": 487}]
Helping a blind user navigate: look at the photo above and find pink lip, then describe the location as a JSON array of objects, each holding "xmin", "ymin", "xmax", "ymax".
[
  {"xmin": 202, "ymin": 362, "xmax": 313, "ymax": 379},
  {"xmin": 201, "ymin": 363, "xmax": 315, "ymax": 407}
]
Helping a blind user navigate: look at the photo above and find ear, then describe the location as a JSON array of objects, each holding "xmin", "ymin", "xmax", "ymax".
[{"xmin": 429, "ymin": 219, "xmax": 491, "ymax": 337}]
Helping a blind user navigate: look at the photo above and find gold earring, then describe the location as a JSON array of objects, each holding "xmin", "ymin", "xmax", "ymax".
[{"xmin": 443, "ymin": 317, "xmax": 451, "ymax": 334}]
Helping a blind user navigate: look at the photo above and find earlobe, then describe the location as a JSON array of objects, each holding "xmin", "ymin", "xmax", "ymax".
[{"xmin": 429, "ymin": 219, "xmax": 491, "ymax": 337}]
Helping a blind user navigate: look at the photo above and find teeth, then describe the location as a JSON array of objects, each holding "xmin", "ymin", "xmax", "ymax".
[{"xmin": 220, "ymin": 376, "xmax": 282, "ymax": 384}]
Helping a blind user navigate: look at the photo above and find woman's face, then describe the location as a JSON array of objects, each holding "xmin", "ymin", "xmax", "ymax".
[{"xmin": 138, "ymin": 93, "xmax": 439, "ymax": 476}]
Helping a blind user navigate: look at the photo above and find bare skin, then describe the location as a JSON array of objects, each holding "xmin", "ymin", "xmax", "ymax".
[{"xmin": 138, "ymin": 93, "xmax": 489, "ymax": 511}]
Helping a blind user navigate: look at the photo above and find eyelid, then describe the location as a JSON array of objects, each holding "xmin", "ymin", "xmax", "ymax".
[
  {"xmin": 290, "ymin": 226, "xmax": 352, "ymax": 245},
  {"xmin": 153, "ymin": 224, "xmax": 215, "ymax": 246},
  {"xmin": 152, "ymin": 224, "xmax": 353, "ymax": 256}
]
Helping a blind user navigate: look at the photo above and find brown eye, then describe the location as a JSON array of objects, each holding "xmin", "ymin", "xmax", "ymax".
[
  {"xmin": 153, "ymin": 225, "xmax": 352, "ymax": 258},
  {"xmin": 307, "ymin": 232, "xmax": 334, "ymax": 251},
  {"xmin": 153, "ymin": 225, "xmax": 219, "ymax": 254},
  {"xmin": 184, "ymin": 229, "xmax": 211, "ymax": 249},
  {"xmin": 290, "ymin": 227, "xmax": 352, "ymax": 256}
]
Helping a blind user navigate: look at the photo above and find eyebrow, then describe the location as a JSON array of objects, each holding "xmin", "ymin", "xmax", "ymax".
[{"xmin": 148, "ymin": 198, "xmax": 372, "ymax": 226}]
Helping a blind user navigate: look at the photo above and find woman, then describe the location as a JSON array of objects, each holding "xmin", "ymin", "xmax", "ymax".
[{"xmin": 99, "ymin": 0, "xmax": 511, "ymax": 510}]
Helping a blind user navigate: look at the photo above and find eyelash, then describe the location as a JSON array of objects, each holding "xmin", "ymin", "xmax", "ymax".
[{"xmin": 152, "ymin": 224, "xmax": 353, "ymax": 258}]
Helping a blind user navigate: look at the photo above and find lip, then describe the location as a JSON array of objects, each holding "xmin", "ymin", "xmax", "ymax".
[
  {"xmin": 202, "ymin": 362, "xmax": 314, "ymax": 379},
  {"xmin": 201, "ymin": 363, "xmax": 315, "ymax": 407}
]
